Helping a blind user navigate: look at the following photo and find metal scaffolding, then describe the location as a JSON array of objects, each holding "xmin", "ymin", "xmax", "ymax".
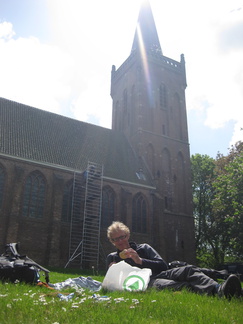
[{"xmin": 65, "ymin": 161, "xmax": 103, "ymax": 269}]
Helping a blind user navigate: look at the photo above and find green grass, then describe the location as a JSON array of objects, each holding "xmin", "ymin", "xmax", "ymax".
[{"xmin": 0, "ymin": 269, "xmax": 242, "ymax": 324}]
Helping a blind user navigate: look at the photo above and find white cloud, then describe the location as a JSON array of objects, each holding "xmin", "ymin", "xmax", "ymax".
[
  {"xmin": 184, "ymin": 3, "xmax": 243, "ymax": 146},
  {"xmin": 0, "ymin": 22, "xmax": 74, "ymax": 115},
  {"xmin": 70, "ymin": 74, "xmax": 112, "ymax": 128},
  {"xmin": 0, "ymin": 21, "xmax": 15, "ymax": 39}
]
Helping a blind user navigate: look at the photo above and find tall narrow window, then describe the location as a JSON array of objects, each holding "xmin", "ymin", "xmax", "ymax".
[
  {"xmin": 123, "ymin": 89, "xmax": 128, "ymax": 111},
  {"xmin": 0, "ymin": 165, "xmax": 5, "ymax": 210},
  {"xmin": 162, "ymin": 124, "xmax": 166, "ymax": 135},
  {"xmin": 122, "ymin": 89, "xmax": 128, "ymax": 130},
  {"xmin": 160, "ymin": 83, "xmax": 167, "ymax": 109},
  {"xmin": 132, "ymin": 193, "xmax": 147, "ymax": 233},
  {"xmin": 162, "ymin": 148, "xmax": 172, "ymax": 211},
  {"xmin": 61, "ymin": 180, "xmax": 73, "ymax": 222},
  {"xmin": 173, "ymin": 93, "xmax": 183, "ymax": 140},
  {"xmin": 130, "ymin": 85, "xmax": 136, "ymax": 129},
  {"xmin": 146, "ymin": 143, "xmax": 155, "ymax": 178},
  {"xmin": 22, "ymin": 171, "xmax": 46, "ymax": 219},
  {"xmin": 176, "ymin": 152, "xmax": 186, "ymax": 213},
  {"xmin": 115, "ymin": 100, "xmax": 120, "ymax": 130},
  {"xmin": 101, "ymin": 186, "xmax": 115, "ymax": 228}
]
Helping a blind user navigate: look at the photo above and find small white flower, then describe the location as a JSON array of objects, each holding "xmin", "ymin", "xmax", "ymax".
[
  {"xmin": 79, "ymin": 298, "xmax": 87, "ymax": 303},
  {"xmin": 132, "ymin": 299, "xmax": 139, "ymax": 304}
]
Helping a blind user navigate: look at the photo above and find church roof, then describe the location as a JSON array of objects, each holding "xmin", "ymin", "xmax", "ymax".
[
  {"xmin": 131, "ymin": 0, "xmax": 162, "ymax": 55},
  {"xmin": 0, "ymin": 97, "xmax": 154, "ymax": 188}
]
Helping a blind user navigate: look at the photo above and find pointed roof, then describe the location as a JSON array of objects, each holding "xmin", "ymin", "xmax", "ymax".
[{"xmin": 131, "ymin": 0, "xmax": 162, "ymax": 55}]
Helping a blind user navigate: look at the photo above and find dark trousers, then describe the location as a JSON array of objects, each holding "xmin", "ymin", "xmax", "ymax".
[{"xmin": 151, "ymin": 265, "xmax": 218, "ymax": 294}]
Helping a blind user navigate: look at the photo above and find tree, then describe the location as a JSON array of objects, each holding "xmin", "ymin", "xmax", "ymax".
[
  {"xmin": 191, "ymin": 142, "xmax": 243, "ymax": 268},
  {"xmin": 212, "ymin": 141, "xmax": 243, "ymax": 262},
  {"xmin": 191, "ymin": 154, "xmax": 216, "ymax": 267}
]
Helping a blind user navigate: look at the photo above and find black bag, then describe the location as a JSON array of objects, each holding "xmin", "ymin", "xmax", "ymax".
[{"xmin": 0, "ymin": 243, "xmax": 50, "ymax": 284}]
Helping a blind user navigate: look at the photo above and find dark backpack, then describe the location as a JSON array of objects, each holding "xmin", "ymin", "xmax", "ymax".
[{"xmin": 0, "ymin": 243, "xmax": 50, "ymax": 284}]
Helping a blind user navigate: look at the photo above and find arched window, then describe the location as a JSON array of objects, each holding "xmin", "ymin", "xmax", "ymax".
[
  {"xmin": 131, "ymin": 85, "xmax": 135, "ymax": 109},
  {"xmin": 122, "ymin": 89, "xmax": 128, "ymax": 130},
  {"xmin": 176, "ymin": 152, "xmax": 186, "ymax": 213},
  {"xmin": 0, "ymin": 165, "xmax": 6, "ymax": 210},
  {"xmin": 101, "ymin": 186, "xmax": 115, "ymax": 228},
  {"xmin": 130, "ymin": 85, "xmax": 136, "ymax": 129},
  {"xmin": 123, "ymin": 89, "xmax": 128, "ymax": 111},
  {"xmin": 146, "ymin": 144, "xmax": 155, "ymax": 177},
  {"xmin": 160, "ymin": 83, "xmax": 167, "ymax": 109},
  {"xmin": 115, "ymin": 100, "xmax": 120, "ymax": 130},
  {"xmin": 22, "ymin": 171, "xmax": 46, "ymax": 219},
  {"xmin": 61, "ymin": 180, "xmax": 73, "ymax": 222},
  {"xmin": 162, "ymin": 148, "xmax": 172, "ymax": 210},
  {"xmin": 173, "ymin": 93, "xmax": 183, "ymax": 140},
  {"xmin": 132, "ymin": 193, "xmax": 147, "ymax": 233}
]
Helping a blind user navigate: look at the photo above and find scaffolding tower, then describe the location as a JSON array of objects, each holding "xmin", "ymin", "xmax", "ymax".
[{"xmin": 65, "ymin": 161, "xmax": 103, "ymax": 269}]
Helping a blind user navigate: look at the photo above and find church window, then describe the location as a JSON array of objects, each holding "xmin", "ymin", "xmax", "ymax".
[
  {"xmin": 176, "ymin": 152, "xmax": 186, "ymax": 212},
  {"xmin": 61, "ymin": 181, "xmax": 73, "ymax": 222},
  {"xmin": 0, "ymin": 165, "xmax": 5, "ymax": 209},
  {"xmin": 101, "ymin": 186, "xmax": 115, "ymax": 228},
  {"xmin": 131, "ymin": 85, "xmax": 135, "ymax": 109},
  {"xmin": 22, "ymin": 171, "xmax": 46, "ymax": 219},
  {"xmin": 162, "ymin": 148, "xmax": 173, "ymax": 211},
  {"xmin": 173, "ymin": 93, "xmax": 183, "ymax": 140},
  {"xmin": 132, "ymin": 193, "xmax": 147, "ymax": 233},
  {"xmin": 146, "ymin": 144, "xmax": 155, "ymax": 177},
  {"xmin": 164, "ymin": 196, "xmax": 168, "ymax": 209},
  {"xmin": 162, "ymin": 124, "xmax": 166, "ymax": 135},
  {"xmin": 123, "ymin": 89, "xmax": 128, "ymax": 111},
  {"xmin": 160, "ymin": 83, "xmax": 167, "ymax": 109},
  {"xmin": 115, "ymin": 101, "xmax": 120, "ymax": 130}
]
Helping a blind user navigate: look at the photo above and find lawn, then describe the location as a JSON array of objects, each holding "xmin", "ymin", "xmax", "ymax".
[{"xmin": 0, "ymin": 268, "xmax": 242, "ymax": 324}]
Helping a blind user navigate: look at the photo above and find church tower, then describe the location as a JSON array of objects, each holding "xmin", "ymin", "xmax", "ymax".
[{"xmin": 111, "ymin": 1, "xmax": 195, "ymax": 262}]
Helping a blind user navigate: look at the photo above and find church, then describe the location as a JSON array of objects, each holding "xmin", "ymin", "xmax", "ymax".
[{"xmin": 0, "ymin": 1, "xmax": 196, "ymax": 270}]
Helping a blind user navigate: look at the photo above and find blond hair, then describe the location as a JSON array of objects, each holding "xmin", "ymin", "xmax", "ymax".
[{"xmin": 107, "ymin": 221, "xmax": 130, "ymax": 240}]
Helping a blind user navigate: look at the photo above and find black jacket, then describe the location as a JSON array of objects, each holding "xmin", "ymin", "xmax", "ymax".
[{"xmin": 106, "ymin": 242, "xmax": 168, "ymax": 277}]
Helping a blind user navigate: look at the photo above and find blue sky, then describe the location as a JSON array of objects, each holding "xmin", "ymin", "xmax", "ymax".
[{"xmin": 0, "ymin": 0, "xmax": 242, "ymax": 158}]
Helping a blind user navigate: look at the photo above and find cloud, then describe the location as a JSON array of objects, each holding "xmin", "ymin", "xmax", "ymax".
[
  {"xmin": 70, "ymin": 74, "xmax": 112, "ymax": 128},
  {"xmin": 218, "ymin": 21, "xmax": 243, "ymax": 52},
  {"xmin": 185, "ymin": 3, "xmax": 243, "ymax": 147},
  {"xmin": 0, "ymin": 21, "xmax": 15, "ymax": 39},
  {"xmin": 0, "ymin": 21, "xmax": 74, "ymax": 115}
]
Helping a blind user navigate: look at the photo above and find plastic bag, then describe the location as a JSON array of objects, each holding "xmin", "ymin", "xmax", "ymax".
[{"xmin": 102, "ymin": 261, "xmax": 151, "ymax": 291}]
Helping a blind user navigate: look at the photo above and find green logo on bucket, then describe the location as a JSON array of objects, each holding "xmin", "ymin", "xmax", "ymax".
[{"xmin": 123, "ymin": 275, "xmax": 146, "ymax": 291}]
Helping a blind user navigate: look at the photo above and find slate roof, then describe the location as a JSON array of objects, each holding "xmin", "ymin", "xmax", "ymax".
[{"xmin": 0, "ymin": 97, "xmax": 155, "ymax": 188}]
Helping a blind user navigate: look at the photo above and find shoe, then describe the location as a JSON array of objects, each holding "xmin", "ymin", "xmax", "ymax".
[{"xmin": 217, "ymin": 274, "xmax": 242, "ymax": 299}]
